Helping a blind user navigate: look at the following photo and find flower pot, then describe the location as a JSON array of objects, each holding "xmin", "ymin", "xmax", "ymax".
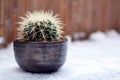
[{"xmin": 13, "ymin": 39, "xmax": 67, "ymax": 73}]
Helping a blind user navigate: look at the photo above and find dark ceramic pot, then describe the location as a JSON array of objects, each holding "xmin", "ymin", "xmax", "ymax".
[{"xmin": 13, "ymin": 39, "xmax": 67, "ymax": 73}]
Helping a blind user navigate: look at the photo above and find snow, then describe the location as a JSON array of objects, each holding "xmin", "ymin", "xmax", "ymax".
[
  {"xmin": 0, "ymin": 30, "xmax": 120, "ymax": 80},
  {"xmin": 0, "ymin": 37, "xmax": 4, "ymax": 44},
  {"xmin": 73, "ymin": 32, "xmax": 86, "ymax": 40}
]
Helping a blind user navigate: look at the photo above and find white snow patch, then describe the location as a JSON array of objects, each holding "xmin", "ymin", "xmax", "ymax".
[
  {"xmin": 73, "ymin": 32, "xmax": 86, "ymax": 40},
  {"xmin": 106, "ymin": 30, "xmax": 120, "ymax": 38},
  {"xmin": 0, "ymin": 37, "xmax": 4, "ymax": 43},
  {"xmin": 90, "ymin": 31, "xmax": 107, "ymax": 41}
]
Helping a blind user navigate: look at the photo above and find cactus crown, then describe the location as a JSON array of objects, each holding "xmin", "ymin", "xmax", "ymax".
[{"xmin": 17, "ymin": 11, "xmax": 64, "ymax": 42}]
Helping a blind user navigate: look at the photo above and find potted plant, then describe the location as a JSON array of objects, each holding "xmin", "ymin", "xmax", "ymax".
[{"xmin": 13, "ymin": 11, "xmax": 67, "ymax": 73}]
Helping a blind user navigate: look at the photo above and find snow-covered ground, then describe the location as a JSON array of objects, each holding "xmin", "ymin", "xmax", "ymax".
[{"xmin": 0, "ymin": 30, "xmax": 120, "ymax": 80}]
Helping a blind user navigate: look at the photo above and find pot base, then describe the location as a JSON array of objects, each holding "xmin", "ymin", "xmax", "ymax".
[
  {"xmin": 22, "ymin": 67, "xmax": 59, "ymax": 73},
  {"xmin": 18, "ymin": 63, "xmax": 62, "ymax": 73}
]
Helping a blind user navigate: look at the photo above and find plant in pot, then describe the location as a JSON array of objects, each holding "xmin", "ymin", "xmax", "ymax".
[{"xmin": 13, "ymin": 11, "xmax": 67, "ymax": 73}]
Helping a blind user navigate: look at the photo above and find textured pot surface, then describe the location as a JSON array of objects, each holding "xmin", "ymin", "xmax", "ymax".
[{"xmin": 13, "ymin": 39, "xmax": 67, "ymax": 73}]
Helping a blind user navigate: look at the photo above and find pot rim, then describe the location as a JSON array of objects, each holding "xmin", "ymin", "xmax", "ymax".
[{"xmin": 14, "ymin": 38, "xmax": 68, "ymax": 44}]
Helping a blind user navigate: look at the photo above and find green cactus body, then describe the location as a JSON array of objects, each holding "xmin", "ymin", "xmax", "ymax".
[{"xmin": 17, "ymin": 11, "xmax": 64, "ymax": 42}]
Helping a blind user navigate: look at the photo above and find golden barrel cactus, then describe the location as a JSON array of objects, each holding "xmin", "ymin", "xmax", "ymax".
[{"xmin": 17, "ymin": 11, "xmax": 64, "ymax": 42}]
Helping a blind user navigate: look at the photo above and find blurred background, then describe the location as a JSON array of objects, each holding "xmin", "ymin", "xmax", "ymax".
[{"xmin": 0, "ymin": 0, "xmax": 120, "ymax": 48}]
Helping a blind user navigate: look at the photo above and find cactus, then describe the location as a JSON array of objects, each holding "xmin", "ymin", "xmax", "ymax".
[{"xmin": 17, "ymin": 11, "xmax": 64, "ymax": 42}]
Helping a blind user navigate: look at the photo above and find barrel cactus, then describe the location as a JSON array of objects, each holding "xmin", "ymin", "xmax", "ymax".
[{"xmin": 17, "ymin": 11, "xmax": 64, "ymax": 42}]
